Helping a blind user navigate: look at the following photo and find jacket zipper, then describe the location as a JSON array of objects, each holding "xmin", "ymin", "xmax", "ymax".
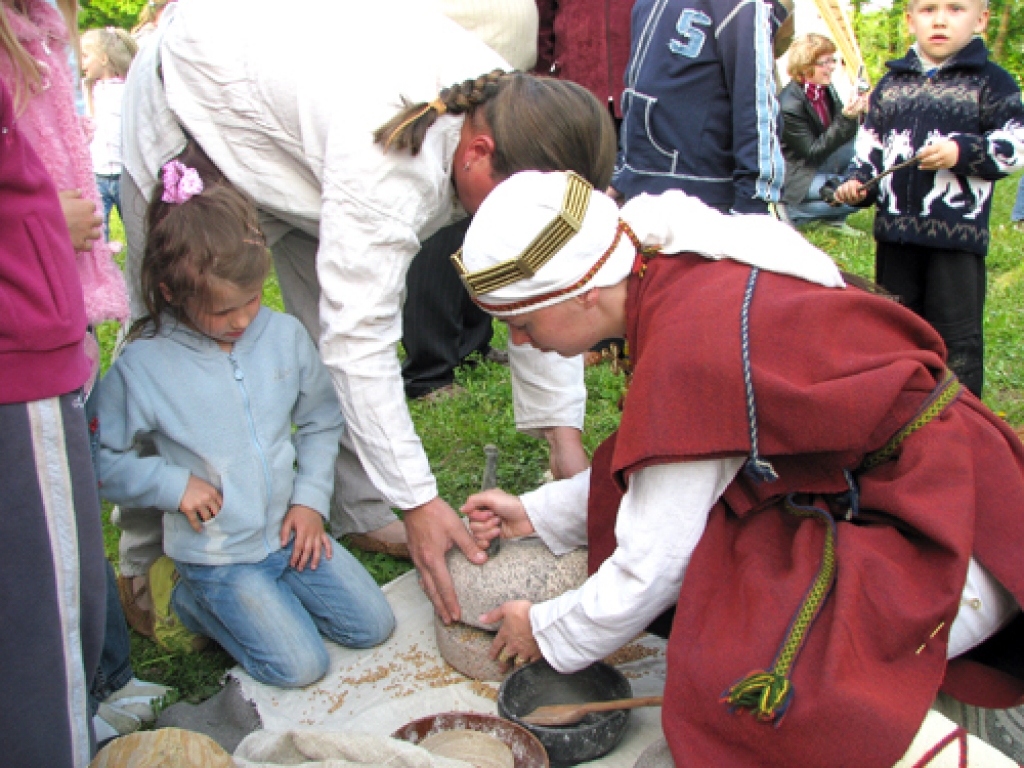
[{"xmin": 228, "ymin": 352, "xmax": 274, "ymax": 553}]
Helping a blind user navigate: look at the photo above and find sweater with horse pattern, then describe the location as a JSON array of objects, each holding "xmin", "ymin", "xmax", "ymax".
[{"xmin": 844, "ymin": 38, "xmax": 1024, "ymax": 256}]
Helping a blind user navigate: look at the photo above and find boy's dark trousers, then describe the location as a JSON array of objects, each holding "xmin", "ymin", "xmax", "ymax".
[{"xmin": 875, "ymin": 241, "xmax": 986, "ymax": 398}]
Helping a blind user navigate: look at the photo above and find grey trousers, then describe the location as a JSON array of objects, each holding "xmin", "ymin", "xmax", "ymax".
[{"xmin": 114, "ymin": 173, "xmax": 395, "ymax": 577}]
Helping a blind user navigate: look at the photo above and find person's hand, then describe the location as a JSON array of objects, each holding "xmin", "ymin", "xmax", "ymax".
[
  {"xmin": 917, "ymin": 139, "xmax": 959, "ymax": 171},
  {"xmin": 281, "ymin": 504, "xmax": 333, "ymax": 572},
  {"xmin": 606, "ymin": 186, "xmax": 624, "ymax": 206},
  {"xmin": 842, "ymin": 92, "xmax": 869, "ymax": 119},
  {"xmin": 462, "ymin": 489, "xmax": 535, "ymax": 550},
  {"xmin": 179, "ymin": 475, "xmax": 222, "ymax": 532},
  {"xmin": 404, "ymin": 495, "xmax": 485, "ymax": 624},
  {"xmin": 482, "ymin": 600, "xmax": 541, "ymax": 669},
  {"xmin": 59, "ymin": 189, "xmax": 103, "ymax": 251},
  {"xmin": 833, "ymin": 179, "xmax": 867, "ymax": 206}
]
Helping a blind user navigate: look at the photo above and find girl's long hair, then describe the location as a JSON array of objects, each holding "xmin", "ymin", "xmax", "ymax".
[
  {"xmin": 127, "ymin": 148, "xmax": 271, "ymax": 344},
  {"xmin": 1, "ymin": 0, "xmax": 79, "ymax": 112}
]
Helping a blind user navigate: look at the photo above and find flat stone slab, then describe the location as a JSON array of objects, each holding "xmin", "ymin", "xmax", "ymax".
[{"xmin": 447, "ymin": 537, "xmax": 588, "ymax": 632}]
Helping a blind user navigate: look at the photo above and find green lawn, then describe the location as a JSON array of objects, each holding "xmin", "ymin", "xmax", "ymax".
[{"xmin": 98, "ymin": 173, "xmax": 1024, "ymax": 706}]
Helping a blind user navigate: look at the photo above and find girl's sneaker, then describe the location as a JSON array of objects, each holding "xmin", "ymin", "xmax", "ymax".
[
  {"xmin": 93, "ymin": 701, "xmax": 141, "ymax": 745},
  {"xmin": 148, "ymin": 556, "xmax": 209, "ymax": 654},
  {"xmin": 102, "ymin": 677, "xmax": 173, "ymax": 723}
]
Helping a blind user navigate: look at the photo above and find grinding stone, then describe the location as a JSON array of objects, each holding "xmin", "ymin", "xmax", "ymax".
[
  {"xmin": 447, "ymin": 538, "xmax": 587, "ymax": 631},
  {"xmin": 420, "ymin": 729, "xmax": 515, "ymax": 768},
  {"xmin": 435, "ymin": 613, "xmax": 508, "ymax": 682}
]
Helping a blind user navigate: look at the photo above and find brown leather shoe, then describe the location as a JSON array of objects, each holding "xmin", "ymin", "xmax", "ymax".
[
  {"xmin": 117, "ymin": 574, "xmax": 155, "ymax": 638},
  {"xmin": 343, "ymin": 533, "xmax": 411, "ymax": 560}
]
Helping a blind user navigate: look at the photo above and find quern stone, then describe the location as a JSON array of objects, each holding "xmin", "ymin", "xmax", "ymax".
[
  {"xmin": 446, "ymin": 538, "xmax": 588, "ymax": 631},
  {"xmin": 434, "ymin": 614, "xmax": 507, "ymax": 682}
]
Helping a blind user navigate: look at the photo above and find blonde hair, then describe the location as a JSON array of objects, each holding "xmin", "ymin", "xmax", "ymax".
[
  {"xmin": 82, "ymin": 27, "xmax": 138, "ymax": 79},
  {"xmin": 131, "ymin": 0, "xmax": 171, "ymax": 35},
  {"xmin": 786, "ymin": 33, "xmax": 837, "ymax": 82},
  {"xmin": 0, "ymin": 0, "xmax": 78, "ymax": 113}
]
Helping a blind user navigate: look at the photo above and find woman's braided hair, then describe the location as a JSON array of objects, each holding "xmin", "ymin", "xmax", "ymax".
[
  {"xmin": 374, "ymin": 70, "xmax": 617, "ymax": 190},
  {"xmin": 374, "ymin": 69, "xmax": 506, "ymax": 156}
]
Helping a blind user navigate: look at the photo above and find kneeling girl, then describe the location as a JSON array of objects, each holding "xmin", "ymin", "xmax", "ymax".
[{"xmin": 90, "ymin": 161, "xmax": 394, "ymax": 687}]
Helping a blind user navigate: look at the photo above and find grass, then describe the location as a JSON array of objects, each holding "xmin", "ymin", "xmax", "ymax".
[{"xmin": 97, "ymin": 174, "xmax": 1024, "ymax": 706}]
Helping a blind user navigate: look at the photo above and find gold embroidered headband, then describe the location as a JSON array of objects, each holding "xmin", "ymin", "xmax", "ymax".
[{"xmin": 451, "ymin": 171, "xmax": 592, "ymax": 297}]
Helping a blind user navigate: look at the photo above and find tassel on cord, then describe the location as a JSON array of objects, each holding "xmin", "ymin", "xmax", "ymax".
[
  {"xmin": 721, "ymin": 497, "xmax": 837, "ymax": 727},
  {"xmin": 721, "ymin": 670, "xmax": 794, "ymax": 723}
]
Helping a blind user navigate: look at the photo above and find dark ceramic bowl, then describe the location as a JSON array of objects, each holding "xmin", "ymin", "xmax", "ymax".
[
  {"xmin": 497, "ymin": 660, "xmax": 632, "ymax": 768},
  {"xmin": 392, "ymin": 711, "xmax": 549, "ymax": 768}
]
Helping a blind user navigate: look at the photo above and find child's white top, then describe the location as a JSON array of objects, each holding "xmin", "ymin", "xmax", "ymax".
[{"xmin": 90, "ymin": 78, "xmax": 125, "ymax": 175}]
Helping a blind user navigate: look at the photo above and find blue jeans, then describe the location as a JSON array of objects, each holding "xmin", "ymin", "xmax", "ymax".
[
  {"xmin": 1012, "ymin": 174, "xmax": 1024, "ymax": 223},
  {"xmin": 172, "ymin": 541, "xmax": 394, "ymax": 688},
  {"xmin": 787, "ymin": 141, "xmax": 858, "ymax": 226},
  {"xmin": 90, "ymin": 560, "xmax": 134, "ymax": 713},
  {"xmin": 95, "ymin": 173, "xmax": 121, "ymax": 238}
]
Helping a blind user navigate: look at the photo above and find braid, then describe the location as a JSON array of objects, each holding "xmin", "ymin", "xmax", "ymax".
[{"xmin": 374, "ymin": 69, "xmax": 507, "ymax": 156}]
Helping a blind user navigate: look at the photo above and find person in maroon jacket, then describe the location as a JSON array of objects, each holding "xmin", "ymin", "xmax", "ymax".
[
  {"xmin": 457, "ymin": 170, "xmax": 1024, "ymax": 768},
  {"xmin": 0, "ymin": 78, "xmax": 107, "ymax": 767},
  {"xmin": 533, "ymin": 0, "xmax": 633, "ymax": 122}
]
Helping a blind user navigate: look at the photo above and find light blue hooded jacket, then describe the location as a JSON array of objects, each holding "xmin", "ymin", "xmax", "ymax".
[{"xmin": 90, "ymin": 307, "xmax": 344, "ymax": 566}]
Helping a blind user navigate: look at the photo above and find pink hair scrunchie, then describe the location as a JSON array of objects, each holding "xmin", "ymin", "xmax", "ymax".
[{"xmin": 161, "ymin": 159, "xmax": 204, "ymax": 204}]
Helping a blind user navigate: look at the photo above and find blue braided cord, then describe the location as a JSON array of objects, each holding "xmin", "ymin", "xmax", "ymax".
[{"xmin": 741, "ymin": 268, "xmax": 778, "ymax": 484}]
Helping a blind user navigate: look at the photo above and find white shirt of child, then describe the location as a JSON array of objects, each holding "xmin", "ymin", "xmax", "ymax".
[{"xmin": 90, "ymin": 78, "xmax": 125, "ymax": 175}]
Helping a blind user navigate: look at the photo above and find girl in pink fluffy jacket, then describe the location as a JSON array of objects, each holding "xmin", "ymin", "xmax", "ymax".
[{"xmin": 0, "ymin": 0, "xmax": 128, "ymax": 348}]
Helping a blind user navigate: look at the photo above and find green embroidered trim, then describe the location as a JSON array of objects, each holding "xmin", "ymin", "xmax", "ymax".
[
  {"xmin": 721, "ymin": 499, "xmax": 837, "ymax": 724},
  {"xmin": 860, "ymin": 369, "xmax": 962, "ymax": 472},
  {"xmin": 722, "ymin": 369, "xmax": 962, "ymax": 725}
]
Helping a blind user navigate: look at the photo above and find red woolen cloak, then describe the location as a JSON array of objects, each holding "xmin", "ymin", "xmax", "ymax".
[{"xmin": 587, "ymin": 254, "xmax": 1024, "ymax": 768}]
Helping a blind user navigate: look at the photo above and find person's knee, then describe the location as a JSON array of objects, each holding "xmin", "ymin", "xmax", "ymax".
[
  {"xmin": 346, "ymin": 596, "xmax": 395, "ymax": 648},
  {"xmin": 251, "ymin": 644, "xmax": 330, "ymax": 689}
]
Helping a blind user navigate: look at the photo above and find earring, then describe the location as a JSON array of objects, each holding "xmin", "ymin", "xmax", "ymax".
[{"xmin": 463, "ymin": 163, "xmax": 470, "ymax": 172}]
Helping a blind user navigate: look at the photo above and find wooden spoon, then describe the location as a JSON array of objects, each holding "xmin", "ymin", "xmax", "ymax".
[{"xmin": 519, "ymin": 695, "xmax": 663, "ymax": 727}]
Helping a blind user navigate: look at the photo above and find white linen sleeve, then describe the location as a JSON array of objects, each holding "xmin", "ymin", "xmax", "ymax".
[
  {"xmin": 508, "ymin": 341, "xmax": 586, "ymax": 437},
  {"xmin": 530, "ymin": 457, "xmax": 744, "ymax": 673},
  {"xmin": 520, "ymin": 468, "xmax": 592, "ymax": 555},
  {"xmin": 313, "ymin": 116, "xmax": 462, "ymax": 511}
]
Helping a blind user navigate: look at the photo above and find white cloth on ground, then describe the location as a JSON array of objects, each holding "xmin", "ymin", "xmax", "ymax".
[{"xmin": 233, "ymin": 730, "xmax": 474, "ymax": 768}]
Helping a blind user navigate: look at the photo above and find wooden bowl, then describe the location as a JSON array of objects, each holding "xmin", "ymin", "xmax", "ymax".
[{"xmin": 392, "ymin": 711, "xmax": 549, "ymax": 768}]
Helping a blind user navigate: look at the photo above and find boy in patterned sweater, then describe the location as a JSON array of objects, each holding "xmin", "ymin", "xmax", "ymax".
[{"xmin": 833, "ymin": 0, "xmax": 1024, "ymax": 398}]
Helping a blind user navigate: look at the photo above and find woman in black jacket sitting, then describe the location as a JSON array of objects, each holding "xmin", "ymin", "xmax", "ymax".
[{"xmin": 779, "ymin": 34, "xmax": 868, "ymax": 233}]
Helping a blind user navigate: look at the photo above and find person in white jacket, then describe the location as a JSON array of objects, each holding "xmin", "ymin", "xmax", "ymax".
[{"xmin": 117, "ymin": 0, "xmax": 617, "ymax": 625}]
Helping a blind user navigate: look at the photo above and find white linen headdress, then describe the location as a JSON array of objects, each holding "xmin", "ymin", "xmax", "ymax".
[{"xmin": 455, "ymin": 171, "xmax": 844, "ymax": 317}]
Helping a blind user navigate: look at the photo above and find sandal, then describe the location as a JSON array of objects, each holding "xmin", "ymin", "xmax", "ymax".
[
  {"xmin": 117, "ymin": 574, "xmax": 155, "ymax": 638},
  {"xmin": 343, "ymin": 533, "xmax": 411, "ymax": 560}
]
